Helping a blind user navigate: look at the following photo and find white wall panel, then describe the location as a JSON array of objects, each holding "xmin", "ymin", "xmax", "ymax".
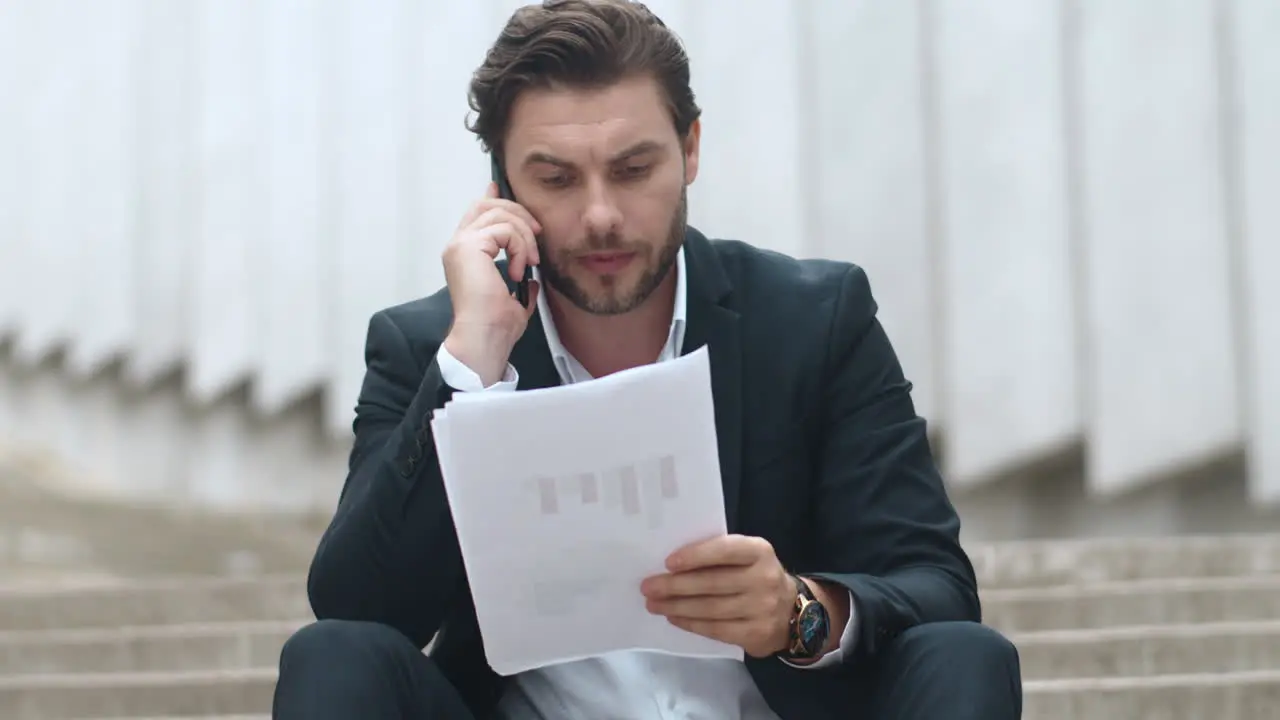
[
  {"xmin": 1076, "ymin": 0, "xmax": 1242, "ymax": 492},
  {"xmin": 934, "ymin": 0, "xmax": 1080, "ymax": 482},
  {"xmin": 417, "ymin": 2, "xmax": 495, "ymax": 304},
  {"xmin": 323, "ymin": 0, "xmax": 424, "ymax": 434},
  {"xmin": 0, "ymin": 1, "xmax": 23, "ymax": 338},
  {"xmin": 61, "ymin": 374, "xmax": 133, "ymax": 497},
  {"xmin": 15, "ymin": 2, "xmax": 80, "ymax": 364},
  {"xmin": 66, "ymin": 2, "xmax": 140, "ymax": 377},
  {"xmin": 184, "ymin": 400, "xmax": 282, "ymax": 510},
  {"xmin": 1235, "ymin": 0, "xmax": 1280, "ymax": 501},
  {"xmin": 189, "ymin": 0, "xmax": 266, "ymax": 402},
  {"xmin": 1, "ymin": 0, "xmax": 1278, "ymax": 515},
  {"xmin": 633, "ymin": 0, "xmax": 689, "ymax": 30},
  {"xmin": 488, "ymin": 0, "xmax": 530, "ymax": 26},
  {"xmin": 802, "ymin": 0, "xmax": 940, "ymax": 425},
  {"xmin": 104, "ymin": 380, "xmax": 190, "ymax": 501},
  {"xmin": 0, "ymin": 360, "xmax": 75, "ymax": 469},
  {"xmin": 390, "ymin": 0, "xmax": 431, "ymax": 305},
  {"xmin": 258, "ymin": 0, "xmax": 328, "ymax": 414},
  {"xmin": 681, "ymin": 0, "xmax": 808, "ymax": 258},
  {"xmin": 126, "ymin": 0, "xmax": 197, "ymax": 387}
]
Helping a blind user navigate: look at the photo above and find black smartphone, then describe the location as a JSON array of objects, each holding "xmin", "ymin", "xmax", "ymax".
[{"xmin": 492, "ymin": 156, "xmax": 533, "ymax": 308}]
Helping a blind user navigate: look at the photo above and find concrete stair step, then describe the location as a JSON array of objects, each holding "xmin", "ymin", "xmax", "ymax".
[
  {"xmin": 0, "ymin": 668, "xmax": 276, "ymax": 719},
  {"xmin": 5, "ymin": 667, "xmax": 1278, "ymax": 719},
  {"xmin": 6, "ymin": 459, "xmax": 1280, "ymax": 591},
  {"xmin": 1023, "ymin": 669, "xmax": 1280, "ymax": 719},
  {"xmin": 0, "ymin": 621, "xmax": 305, "ymax": 676},
  {"xmin": 0, "ymin": 576, "xmax": 307, "ymax": 631},
  {"xmin": 983, "ymin": 575, "xmax": 1280, "ymax": 632},
  {"xmin": 0, "ymin": 468, "xmax": 320, "ymax": 580},
  {"xmin": 1014, "ymin": 620, "xmax": 1280, "ymax": 679},
  {"xmin": 3, "ymin": 572, "xmax": 1279, "ymax": 636},
  {"xmin": 6, "ymin": 615, "xmax": 1280, "ymax": 682},
  {"xmin": 972, "ymin": 533, "xmax": 1280, "ymax": 589}
]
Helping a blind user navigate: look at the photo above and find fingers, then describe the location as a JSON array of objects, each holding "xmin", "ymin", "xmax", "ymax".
[
  {"xmin": 455, "ymin": 183, "xmax": 545, "ymax": 285},
  {"xmin": 667, "ymin": 534, "xmax": 770, "ymax": 572},
  {"xmin": 495, "ymin": 200, "xmax": 542, "ymax": 236},
  {"xmin": 642, "ymin": 566, "xmax": 750, "ymax": 599},
  {"xmin": 469, "ymin": 207, "xmax": 540, "ymax": 281},
  {"xmin": 665, "ymin": 616, "xmax": 781, "ymax": 659},
  {"xmin": 458, "ymin": 183, "xmax": 502, "ymax": 226},
  {"xmin": 473, "ymin": 222, "xmax": 534, "ymax": 279},
  {"xmin": 464, "ymin": 196, "xmax": 542, "ymax": 238},
  {"xmin": 646, "ymin": 592, "xmax": 752, "ymax": 621}
]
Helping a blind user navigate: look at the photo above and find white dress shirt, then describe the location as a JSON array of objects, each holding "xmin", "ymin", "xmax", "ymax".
[{"xmin": 436, "ymin": 248, "xmax": 858, "ymax": 719}]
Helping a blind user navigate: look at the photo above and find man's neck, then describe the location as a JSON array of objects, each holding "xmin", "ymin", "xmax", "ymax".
[{"xmin": 547, "ymin": 270, "xmax": 677, "ymax": 379}]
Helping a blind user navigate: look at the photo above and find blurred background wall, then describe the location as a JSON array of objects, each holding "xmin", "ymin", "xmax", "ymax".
[{"xmin": 0, "ymin": 0, "xmax": 1275, "ymax": 541}]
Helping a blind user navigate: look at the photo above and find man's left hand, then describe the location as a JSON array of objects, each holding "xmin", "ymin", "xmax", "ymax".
[{"xmin": 640, "ymin": 534, "xmax": 793, "ymax": 658}]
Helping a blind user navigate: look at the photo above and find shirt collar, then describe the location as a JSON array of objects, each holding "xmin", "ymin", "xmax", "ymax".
[{"xmin": 534, "ymin": 247, "xmax": 688, "ymax": 376}]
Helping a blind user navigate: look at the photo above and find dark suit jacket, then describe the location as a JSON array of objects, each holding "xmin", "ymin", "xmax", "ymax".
[{"xmin": 307, "ymin": 227, "xmax": 980, "ymax": 719}]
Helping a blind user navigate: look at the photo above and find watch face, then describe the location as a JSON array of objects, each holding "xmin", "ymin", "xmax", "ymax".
[{"xmin": 797, "ymin": 601, "xmax": 831, "ymax": 655}]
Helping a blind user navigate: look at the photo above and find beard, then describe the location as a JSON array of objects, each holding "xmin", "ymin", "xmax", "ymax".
[{"xmin": 536, "ymin": 187, "xmax": 687, "ymax": 316}]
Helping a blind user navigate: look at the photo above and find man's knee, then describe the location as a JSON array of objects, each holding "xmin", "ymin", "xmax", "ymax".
[
  {"xmin": 874, "ymin": 622, "xmax": 1021, "ymax": 719},
  {"xmin": 279, "ymin": 619, "xmax": 418, "ymax": 677},
  {"xmin": 275, "ymin": 620, "xmax": 434, "ymax": 718},
  {"xmin": 901, "ymin": 620, "xmax": 1018, "ymax": 661},
  {"xmin": 896, "ymin": 620, "xmax": 1013, "ymax": 681},
  {"xmin": 898, "ymin": 621, "xmax": 1019, "ymax": 667}
]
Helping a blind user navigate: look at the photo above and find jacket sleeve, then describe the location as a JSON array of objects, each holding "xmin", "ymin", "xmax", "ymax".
[
  {"xmin": 806, "ymin": 265, "xmax": 981, "ymax": 663},
  {"xmin": 306, "ymin": 310, "xmax": 463, "ymax": 649}
]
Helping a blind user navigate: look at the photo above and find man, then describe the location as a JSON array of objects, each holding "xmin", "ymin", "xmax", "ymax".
[{"xmin": 273, "ymin": 1, "xmax": 1022, "ymax": 718}]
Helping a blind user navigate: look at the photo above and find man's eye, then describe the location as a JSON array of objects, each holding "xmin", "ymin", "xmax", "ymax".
[
  {"xmin": 539, "ymin": 175, "xmax": 571, "ymax": 188},
  {"xmin": 619, "ymin": 164, "xmax": 651, "ymax": 179}
]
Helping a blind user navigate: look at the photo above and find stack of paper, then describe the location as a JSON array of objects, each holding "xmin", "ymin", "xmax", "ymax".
[{"xmin": 431, "ymin": 346, "xmax": 742, "ymax": 676}]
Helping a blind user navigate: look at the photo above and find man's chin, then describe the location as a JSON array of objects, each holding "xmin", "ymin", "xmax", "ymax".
[
  {"xmin": 568, "ymin": 274, "xmax": 637, "ymax": 301},
  {"xmin": 579, "ymin": 292, "xmax": 642, "ymax": 316},
  {"xmin": 546, "ymin": 264, "xmax": 661, "ymax": 315},
  {"xmin": 575, "ymin": 283, "xmax": 651, "ymax": 316}
]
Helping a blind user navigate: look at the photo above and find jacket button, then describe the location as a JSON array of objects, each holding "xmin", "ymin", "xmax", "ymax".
[{"xmin": 400, "ymin": 457, "xmax": 416, "ymax": 478}]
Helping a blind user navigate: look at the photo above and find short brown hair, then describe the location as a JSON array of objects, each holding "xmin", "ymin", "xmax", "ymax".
[{"xmin": 467, "ymin": 0, "xmax": 701, "ymax": 159}]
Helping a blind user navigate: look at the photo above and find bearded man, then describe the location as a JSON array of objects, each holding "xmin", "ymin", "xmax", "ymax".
[{"xmin": 273, "ymin": 2, "xmax": 1022, "ymax": 718}]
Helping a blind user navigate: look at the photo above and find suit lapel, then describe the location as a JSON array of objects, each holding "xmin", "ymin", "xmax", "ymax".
[{"xmin": 681, "ymin": 229, "xmax": 743, "ymax": 534}]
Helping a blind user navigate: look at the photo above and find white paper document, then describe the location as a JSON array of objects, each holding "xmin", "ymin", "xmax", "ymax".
[{"xmin": 431, "ymin": 346, "xmax": 742, "ymax": 675}]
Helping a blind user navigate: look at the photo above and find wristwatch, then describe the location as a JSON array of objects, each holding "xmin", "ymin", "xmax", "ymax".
[{"xmin": 779, "ymin": 575, "xmax": 830, "ymax": 660}]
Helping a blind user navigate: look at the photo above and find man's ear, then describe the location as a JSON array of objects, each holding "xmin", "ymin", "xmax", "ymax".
[{"xmin": 682, "ymin": 118, "xmax": 701, "ymax": 185}]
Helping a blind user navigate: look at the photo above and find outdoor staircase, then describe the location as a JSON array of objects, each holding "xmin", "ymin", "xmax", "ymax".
[
  {"xmin": 1, "ymin": 473, "xmax": 1279, "ymax": 717},
  {"xmin": 977, "ymin": 535, "xmax": 1280, "ymax": 716}
]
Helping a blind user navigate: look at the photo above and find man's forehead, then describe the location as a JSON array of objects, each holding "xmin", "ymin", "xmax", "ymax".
[{"xmin": 506, "ymin": 76, "xmax": 674, "ymax": 160}]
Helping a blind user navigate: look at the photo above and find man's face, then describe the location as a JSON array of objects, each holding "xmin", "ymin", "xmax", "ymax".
[{"xmin": 504, "ymin": 75, "xmax": 700, "ymax": 315}]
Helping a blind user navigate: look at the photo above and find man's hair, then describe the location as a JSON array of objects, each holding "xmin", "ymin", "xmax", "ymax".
[{"xmin": 467, "ymin": 0, "xmax": 701, "ymax": 158}]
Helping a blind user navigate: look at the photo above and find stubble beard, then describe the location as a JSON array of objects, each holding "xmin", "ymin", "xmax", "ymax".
[{"xmin": 537, "ymin": 187, "xmax": 687, "ymax": 317}]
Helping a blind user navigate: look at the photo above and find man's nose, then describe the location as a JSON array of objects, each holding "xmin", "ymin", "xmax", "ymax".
[{"xmin": 581, "ymin": 176, "xmax": 623, "ymax": 236}]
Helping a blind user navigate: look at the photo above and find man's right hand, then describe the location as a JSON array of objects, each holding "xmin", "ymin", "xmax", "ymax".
[{"xmin": 441, "ymin": 183, "xmax": 542, "ymax": 386}]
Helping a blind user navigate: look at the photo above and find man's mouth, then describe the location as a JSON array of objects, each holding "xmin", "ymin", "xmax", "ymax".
[{"xmin": 577, "ymin": 252, "xmax": 637, "ymax": 274}]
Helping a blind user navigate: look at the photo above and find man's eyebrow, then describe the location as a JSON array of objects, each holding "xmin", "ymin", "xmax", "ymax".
[
  {"xmin": 608, "ymin": 140, "xmax": 664, "ymax": 164},
  {"xmin": 522, "ymin": 152, "xmax": 573, "ymax": 170},
  {"xmin": 520, "ymin": 140, "xmax": 666, "ymax": 170}
]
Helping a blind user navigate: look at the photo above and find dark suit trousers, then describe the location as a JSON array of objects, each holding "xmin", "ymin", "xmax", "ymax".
[{"xmin": 272, "ymin": 619, "xmax": 1021, "ymax": 719}]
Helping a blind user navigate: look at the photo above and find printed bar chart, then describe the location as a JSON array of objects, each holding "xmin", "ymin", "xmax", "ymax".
[{"xmin": 530, "ymin": 454, "xmax": 681, "ymax": 529}]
